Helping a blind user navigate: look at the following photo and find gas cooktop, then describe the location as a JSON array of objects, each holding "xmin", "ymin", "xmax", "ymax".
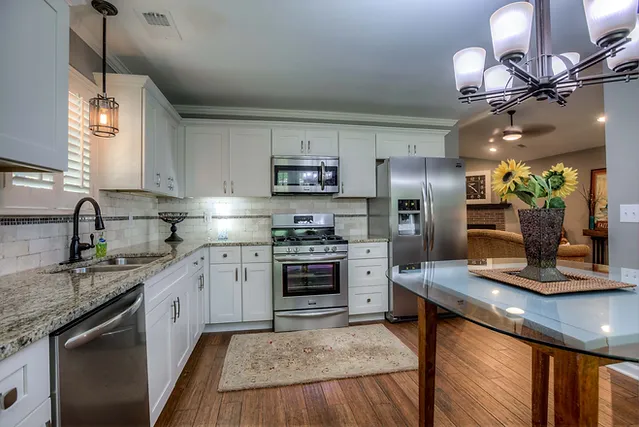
[{"xmin": 272, "ymin": 235, "xmax": 348, "ymax": 246}]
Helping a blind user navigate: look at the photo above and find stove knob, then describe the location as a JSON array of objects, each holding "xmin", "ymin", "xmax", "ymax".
[
  {"xmin": 324, "ymin": 246, "xmax": 330, "ymax": 252},
  {"xmin": 294, "ymin": 247, "xmax": 299, "ymax": 253},
  {"xmin": 309, "ymin": 247, "xmax": 315, "ymax": 252},
  {"xmin": 331, "ymin": 246, "xmax": 337, "ymax": 252},
  {"xmin": 286, "ymin": 247, "xmax": 292, "ymax": 253}
]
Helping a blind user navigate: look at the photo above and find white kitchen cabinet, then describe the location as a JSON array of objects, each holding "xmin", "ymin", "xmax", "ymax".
[
  {"xmin": 273, "ymin": 128, "xmax": 338, "ymax": 156},
  {"xmin": 96, "ymin": 74, "xmax": 181, "ymax": 196},
  {"xmin": 376, "ymin": 132, "xmax": 446, "ymax": 159},
  {"xmin": 185, "ymin": 126, "xmax": 229, "ymax": 197},
  {"xmin": 348, "ymin": 243, "xmax": 389, "ymax": 316},
  {"xmin": 184, "ymin": 126, "xmax": 271, "ymax": 197},
  {"xmin": 145, "ymin": 294, "xmax": 174, "ymax": 427},
  {"xmin": 209, "ymin": 263, "xmax": 243, "ymax": 323},
  {"xmin": 0, "ymin": 0, "xmax": 69, "ymax": 172},
  {"xmin": 189, "ymin": 267, "xmax": 206, "ymax": 346},
  {"xmin": 172, "ymin": 279, "xmax": 191, "ymax": 375},
  {"xmin": 242, "ymin": 263, "xmax": 273, "ymax": 321},
  {"xmin": 229, "ymin": 128, "xmax": 271, "ymax": 197},
  {"xmin": 335, "ymin": 131, "xmax": 376, "ymax": 198}
]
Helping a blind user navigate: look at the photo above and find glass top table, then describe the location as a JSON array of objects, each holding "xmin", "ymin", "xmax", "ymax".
[{"xmin": 387, "ymin": 258, "xmax": 639, "ymax": 363}]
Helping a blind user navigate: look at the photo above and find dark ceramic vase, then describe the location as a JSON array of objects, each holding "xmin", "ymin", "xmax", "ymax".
[{"xmin": 518, "ymin": 208, "xmax": 568, "ymax": 282}]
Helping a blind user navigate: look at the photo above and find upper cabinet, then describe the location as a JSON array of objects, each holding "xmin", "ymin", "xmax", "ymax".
[
  {"xmin": 184, "ymin": 125, "xmax": 271, "ymax": 198},
  {"xmin": 335, "ymin": 131, "xmax": 376, "ymax": 198},
  {"xmin": 96, "ymin": 75, "xmax": 182, "ymax": 197},
  {"xmin": 376, "ymin": 131, "xmax": 446, "ymax": 159},
  {"xmin": 272, "ymin": 128, "xmax": 338, "ymax": 156},
  {"xmin": 0, "ymin": 0, "xmax": 69, "ymax": 172}
]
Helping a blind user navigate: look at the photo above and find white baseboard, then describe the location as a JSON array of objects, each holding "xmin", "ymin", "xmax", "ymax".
[
  {"xmin": 608, "ymin": 362, "xmax": 639, "ymax": 381},
  {"xmin": 204, "ymin": 320, "xmax": 273, "ymax": 333},
  {"xmin": 349, "ymin": 313, "xmax": 385, "ymax": 323}
]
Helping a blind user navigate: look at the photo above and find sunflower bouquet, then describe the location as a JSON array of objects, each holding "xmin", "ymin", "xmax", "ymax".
[{"xmin": 492, "ymin": 159, "xmax": 578, "ymax": 209}]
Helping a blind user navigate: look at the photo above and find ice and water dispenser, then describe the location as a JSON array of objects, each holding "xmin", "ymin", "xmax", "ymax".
[{"xmin": 397, "ymin": 199, "xmax": 421, "ymax": 236}]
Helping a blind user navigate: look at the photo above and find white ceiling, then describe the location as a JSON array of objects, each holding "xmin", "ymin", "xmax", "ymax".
[{"xmin": 71, "ymin": 0, "xmax": 611, "ymax": 157}]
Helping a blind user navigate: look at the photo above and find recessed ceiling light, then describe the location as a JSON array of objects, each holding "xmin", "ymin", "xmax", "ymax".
[
  {"xmin": 489, "ymin": 138, "xmax": 495, "ymax": 143},
  {"xmin": 489, "ymin": 147, "xmax": 497, "ymax": 152},
  {"xmin": 597, "ymin": 115, "xmax": 606, "ymax": 123},
  {"xmin": 506, "ymin": 307, "xmax": 525, "ymax": 315},
  {"xmin": 601, "ymin": 324, "xmax": 611, "ymax": 333}
]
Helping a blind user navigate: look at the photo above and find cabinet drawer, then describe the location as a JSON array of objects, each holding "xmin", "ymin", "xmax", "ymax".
[
  {"xmin": 348, "ymin": 259, "xmax": 388, "ymax": 287},
  {"xmin": 0, "ymin": 339, "xmax": 49, "ymax": 427},
  {"xmin": 145, "ymin": 261, "xmax": 188, "ymax": 313},
  {"xmin": 348, "ymin": 243, "xmax": 387, "ymax": 260},
  {"xmin": 241, "ymin": 246, "xmax": 272, "ymax": 263},
  {"xmin": 209, "ymin": 246, "xmax": 241, "ymax": 264},
  {"xmin": 349, "ymin": 285, "xmax": 388, "ymax": 315}
]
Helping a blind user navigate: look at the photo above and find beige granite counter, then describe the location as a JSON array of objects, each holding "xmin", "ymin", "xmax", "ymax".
[
  {"xmin": 347, "ymin": 237, "xmax": 389, "ymax": 244},
  {"xmin": 0, "ymin": 239, "xmax": 269, "ymax": 361}
]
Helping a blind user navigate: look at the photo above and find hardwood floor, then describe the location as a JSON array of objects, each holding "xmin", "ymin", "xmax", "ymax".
[{"xmin": 156, "ymin": 319, "xmax": 639, "ymax": 426}]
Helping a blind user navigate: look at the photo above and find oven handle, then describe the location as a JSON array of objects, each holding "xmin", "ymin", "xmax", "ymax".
[
  {"xmin": 273, "ymin": 254, "xmax": 347, "ymax": 263},
  {"xmin": 275, "ymin": 307, "xmax": 348, "ymax": 318},
  {"xmin": 320, "ymin": 161, "xmax": 325, "ymax": 191}
]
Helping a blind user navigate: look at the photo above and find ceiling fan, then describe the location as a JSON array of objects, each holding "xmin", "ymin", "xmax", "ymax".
[{"xmin": 500, "ymin": 110, "xmax": 556, "ymax": 141}]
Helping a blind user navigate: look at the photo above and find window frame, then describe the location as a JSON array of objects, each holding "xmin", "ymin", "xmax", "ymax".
[{"xmin": 0, "ymin": 66, "xmax": 99, "ymax": 214}]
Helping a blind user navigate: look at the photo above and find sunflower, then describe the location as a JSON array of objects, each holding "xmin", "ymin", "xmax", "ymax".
[
  {"xmin": 492, "ymin": 159, "xmax": 531, "ymax": 197},
  {"xmin": 543, "ymin": 163, "xmax": 578, "ymax": 198}
]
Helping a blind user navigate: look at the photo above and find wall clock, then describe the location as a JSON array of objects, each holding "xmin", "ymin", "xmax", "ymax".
[{"xmin": 465, "ymin": 171, "xmax": 491, "ymax": 204}]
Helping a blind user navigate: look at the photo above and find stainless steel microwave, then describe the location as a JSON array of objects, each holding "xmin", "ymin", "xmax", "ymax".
[{"xmin": 272, "ymin": 156, "xmax": 339, "ymax": 194}]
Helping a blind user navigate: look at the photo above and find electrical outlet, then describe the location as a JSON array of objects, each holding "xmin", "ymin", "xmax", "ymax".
[
  {"xmin": 204, "ymin": 211, "xmax": 210, "ymax": 224},
  {"xmin": 620, "ymin": 204, "xmax": 639, "ymax": 223},
  {"xmin": 129, "ymin": 214, "xmax": 134, "ymax": 228},
  {"xmin": 621, "ymin": 268, "xmax": 639, "ymax": 285}
]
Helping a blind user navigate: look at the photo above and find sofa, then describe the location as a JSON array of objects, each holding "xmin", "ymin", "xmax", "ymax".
[{"xmin": 468, "ymin": 229, "xmax": 590, "ymax": 262}]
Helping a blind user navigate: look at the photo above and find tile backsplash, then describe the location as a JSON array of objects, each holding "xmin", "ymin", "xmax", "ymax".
[
  {"xmin": 157, "ymin": 196, "xmax": 368, "ymax": 242},
  {"xmin": 0, "ymin": 191, "xmax": 159, "ymax": 276}
]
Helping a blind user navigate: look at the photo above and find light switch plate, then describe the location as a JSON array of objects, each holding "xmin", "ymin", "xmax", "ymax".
[
  {"xmin": 620, "ymin": 204, "xmax": 639, "ymax": 223},
  {"xmin": 128, "ymin": 214, "xmax": 134, "ymax": 228},
  {"xmin": 621, "ymin": 268, "xmax": 639, "ymax": 285}
]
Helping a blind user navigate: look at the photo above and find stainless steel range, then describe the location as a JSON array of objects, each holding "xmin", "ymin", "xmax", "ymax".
[{"xmin": 272, "ymin": 213, "xmax": 348, "ymax": 332}]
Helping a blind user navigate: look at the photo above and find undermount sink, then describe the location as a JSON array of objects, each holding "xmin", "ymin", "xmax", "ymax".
[
  {"xmin": 95, "ymin": 256, "xmax": 164, "ymax": 266},
  {"xmin": 59, "ymin": 265, "xmax": 142, "ymax": 274}
]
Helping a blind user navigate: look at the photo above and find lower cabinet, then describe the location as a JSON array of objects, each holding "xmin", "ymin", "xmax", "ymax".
[
  {"xmin": 190, "ymin": 267, "xmax": 206, "ymax": 345},
  {"xmin": 146, "ymin": 294, "xmax": 174, "ymax": 426},
  {"xmin": 348, "ymin": 243, "xmax": 389, "ymax": 315},
  {"xmin": 242, "ymin": 263, "xmax": 273, "ymax": 321},
  {"xmin": 172, "ymin": 279, "xmax": 191, "ymax": 376},
  {"xmin": 209, "ymin": 263, "xmax": 242, "ymax": 323}
]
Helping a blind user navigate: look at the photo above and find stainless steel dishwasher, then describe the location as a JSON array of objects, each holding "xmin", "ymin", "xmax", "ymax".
[{"xmin": 50, "ymin": 284, "xmax": 150, "ymax": 427}]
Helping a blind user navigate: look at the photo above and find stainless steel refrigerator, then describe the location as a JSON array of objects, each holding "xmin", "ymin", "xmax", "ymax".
[{"xmin": 368, "ymin": 157, "xmax": 467, "ymax": 322}]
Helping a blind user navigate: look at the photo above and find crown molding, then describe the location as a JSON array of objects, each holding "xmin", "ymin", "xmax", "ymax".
[{"xmin": 174, "ymin": 105, "xmax": 458, "ymax": 128}]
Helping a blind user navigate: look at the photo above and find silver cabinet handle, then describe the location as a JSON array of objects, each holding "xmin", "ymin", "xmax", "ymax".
[
  {"xmin": 172, "ymin": 300, "xmax": 177, "ymax": 323},
  {"xmin": 408, "ymin": 144, "xmax": 411, "ymax": 155},
  {"xmin": 301, "ymin": 140, "xmax": 304, "ymax": 153},
  {"xmin": 223, "ymin": 180, "xmax": 227, "ymax": 194},
  {"xmin": 176, "ymin": 296, "xmax": 181, "ymax": 319},
  {"xmin": 414, "ymin": 144, "xmax": 417, "ymax": 155},
  {"xmin": 244, "ymin": 267, "xmax": 248, "ymax": 281},
  {"xmin": 65, "ymin": 293, "xmax": 144, "ymax": 350},
  {"xmin": 235, "ymin": 267, "xmax": 238, "ymax": 282},
  {"xmin": 231, "ymin": 181, "xmax": 234, "ymax": 194},
  {"xmin": 0, "ymin": 387, "xmax": 18, "ymax": 410},
  {"xmin": 428, "ymin": 182, "xmax": 435, "ymax": 251},
  {"xmin": 341, "ymin": 182, "xmax": 344, "ymax": 194},
  {"xmin": 308, "ymin": 140, "xmax": 311, "ymax": 152},
  {"xmin": 156, "ymin": 173, "xmax": 161, "ymax": 187}
]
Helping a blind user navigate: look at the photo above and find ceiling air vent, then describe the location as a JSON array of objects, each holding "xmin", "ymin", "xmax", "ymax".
[
  {"xmin": 517, "ymin": 144, "xmax": 527, "ymax": 148},
  {"xmin": 142, "ymin": 12, "xmax": 170, "ymax": 27}
]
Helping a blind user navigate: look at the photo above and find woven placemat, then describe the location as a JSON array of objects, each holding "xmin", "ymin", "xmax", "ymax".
[{"xmin": 470, "ymin": 268, "xmax": 636, "ymax": 295}]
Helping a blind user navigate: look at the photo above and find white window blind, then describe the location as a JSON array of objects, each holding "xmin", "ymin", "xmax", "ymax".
[
  {"xmin": 11, "ymin": 172, "xmax": 54, "ymax": 190},
  {"xmin": 63, "ymin": 92, "xmax": 91, "ymax": 194}
]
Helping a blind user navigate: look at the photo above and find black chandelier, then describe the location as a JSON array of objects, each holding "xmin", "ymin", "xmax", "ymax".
[{"xmin": 453, "ymin": 0, "xmax": 639, "ymax": 114}]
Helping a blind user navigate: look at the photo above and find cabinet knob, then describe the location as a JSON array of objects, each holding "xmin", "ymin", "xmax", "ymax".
[
  {"xmin": 200, "ymin": 256, "xmax": 205, "ymax": 261},
  {"xmin": 366, "ymin": 271, "xmax": 371, "ymax": 275},
  {"xmin": 366, "ymin": 298, "xmax": 371, "ymax": 303},
  {"xmin": 255, "ymin": 252, "xmax": 259, "ymax": 257},
  {"xmin": 0, "ymin": 387, "xmax": 18, "ymax": 410},
  {"xmin": 366, "ymin": 249, "xmax": 371, "ymax": 254},
  {"xmin": 222, "ymin": 253, "xmax": 228, "ymax": 258},
  {"xmin": 193, "ymin": 260, "xmax": 199, "ymax": 266}
]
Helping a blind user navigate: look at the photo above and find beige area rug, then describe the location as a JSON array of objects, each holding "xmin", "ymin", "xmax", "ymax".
[{"xmin": 218, "ymin": 324, "xmax": 418, "ymax": 391}]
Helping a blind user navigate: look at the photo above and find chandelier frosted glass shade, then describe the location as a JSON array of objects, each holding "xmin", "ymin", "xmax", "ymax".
[
  {"xmin": 453, "ymin": 47, "xmax": 486, "ymax": 95},
  {"xmin": 552, "ymin": 52, "xmax": 581, "ymax": 96},
  {"xmin": 607, "ymin": 16, "xmax": 639, "ymax": 71},
  {"xmin": 89, "ymin": 94, "xmax": 119, "ymax": 138},
  {"xmin": 484, "ymin": 65, "xmax": 513, "ymax": 106},
  {"xmin": 490, "ymin": 2, "xmax": 534, "ymax": 62},
  {"xmin": 583, "ymin": 0, "xmax": 639, "ymax": 47}
]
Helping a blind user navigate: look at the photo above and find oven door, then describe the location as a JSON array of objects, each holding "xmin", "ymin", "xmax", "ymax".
[
  {"xmin": 272, "ymin": 157, "xmax": 339, "ymax": 194},
  {"xmin": 273, "ymin": 253, "xmax": 348, "ymax": 311}
]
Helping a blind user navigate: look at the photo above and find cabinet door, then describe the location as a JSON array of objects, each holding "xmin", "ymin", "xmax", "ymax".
[
  {"xmin": 229, "ymin": 128, "xmax": 271, "ymax": 197},
  {"xmin": 165, "ymin": 114, "xmax": 180, "ymax": 196},
  {"xmin": 242, "ymin": 263, "xmax": 273, "ymax": 322},
  {"xmin": 0, "ymin": 0, "xmax": 69, "ymax": 172},
  {"xmin": 185, "ymin": 126, "xmax": 230, "ymax": 197},
  {"xmin": 172, "ymin": 279, "xmax": 191, "ymax": 375},
  {"xmin": 143, "ymin": 90, "xmax": 160, "ymax": 192},
  {"xmin": 272, "ymin": 128, "xmax": 306, "ymax": 156},
  {"xmin": 209, "ymin": 263, "xmax": 242, "ymax": 323},
  {"xmin": 375, "ymin": 133, "xmax": 414, "ymax": 158},
  {"xmin": 155, "ymin": 109, "xmax": 170, "ymax": 195},
  {"xmin": 189, "ymin": 270, "xmax": 205, "ymax": 346},
  {"xmin": 336, "ymin": 131, "xmax": 376, "ymax": 198},
  {"xmin": 305, "ymin": 130, "xmax": 338, "ymax": 156},
  {"xmin": 412, "ymin": 140, "xmax": 445, "ymax": 158},
  {"xmin": 146, "ymin": 294, "xmax": 174, "ymax": 426}
]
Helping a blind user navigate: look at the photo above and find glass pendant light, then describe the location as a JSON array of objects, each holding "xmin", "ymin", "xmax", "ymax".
[
  {"xmin": 453, "ymin": 47, "xmax": 486, "ymax": 95},
  {"xmin": 583, "ymin": 0, "xmax": 638, "ymax": 47},
  {"xmin": 608, "ymin": 15, "xmax": 639, "ymax": 71},
  {"xmin": 89, "ymin": 0, "xmax": 119, "ymax": 138},
  {"xmin": 490, "ymin": 2, "xmax": 534, "ymax": 63},
  {"xmin": 484, "ymin": 65, "xmax": 513, "ymax": 106},
  {"xmin": 552, "ymin": 52, "xmax": 581, "ymax": 97}
]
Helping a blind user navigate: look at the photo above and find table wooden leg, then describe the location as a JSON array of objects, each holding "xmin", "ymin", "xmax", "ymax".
[
  {"xmin": 553, "ymin": 350, "xmax": 599, "ymax": 427},
  {"xmin": 532, "ymin": 347, "xmax": 550, "ymax": 427},
  {"xmin": 417, "ymin": 298, "xmax": 437, "ymax": 427}
]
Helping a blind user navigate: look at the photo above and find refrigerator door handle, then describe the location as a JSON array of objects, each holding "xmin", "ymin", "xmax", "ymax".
[
  {"xmin": 421, "ymin": 181, "xmax": 428, "ymax": 252},
  {"xmin": 428, "ymin": 182, "xmax": 435, "ymax": 251}
]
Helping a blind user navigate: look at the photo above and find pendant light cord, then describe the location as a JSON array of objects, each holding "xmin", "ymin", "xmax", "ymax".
[{"xmin": 102, "ymin": 12, "xmax": 107, "ymax": 95}]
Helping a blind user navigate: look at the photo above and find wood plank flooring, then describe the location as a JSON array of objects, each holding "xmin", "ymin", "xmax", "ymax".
[{"xmin": 156, "ymin": 319, "xmax": 639, "ymax": 426}]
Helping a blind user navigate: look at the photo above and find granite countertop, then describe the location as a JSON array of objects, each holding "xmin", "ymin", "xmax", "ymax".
[
  {"xmin": 347, "ymin": 237, "xmax": 388, "ymax": 243},
  {"xmin": 0, "ymin": 239, "xmax": 270, "ymax": 361}
]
